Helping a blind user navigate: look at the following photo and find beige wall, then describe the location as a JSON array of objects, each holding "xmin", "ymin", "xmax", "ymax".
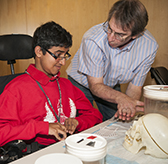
[{"xmin": 0, "ymin": 0, "xmax": 168, "ymax": 93}]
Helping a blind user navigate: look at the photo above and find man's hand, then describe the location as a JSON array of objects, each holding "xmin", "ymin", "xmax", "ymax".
[
  {"xmin": 49, "ymin": 122, "xmax": 67, "ymax": 140},
  {"xmin": 64, "ymin": 118, "xmax": 79, "ymax": 134},
  {"xmin": 114, "ymin": 95, "xmax": 144, "ymax": 121},
  {"xmin": 87, "ymin": 75, "xmax": 144, "ymax": 121}
]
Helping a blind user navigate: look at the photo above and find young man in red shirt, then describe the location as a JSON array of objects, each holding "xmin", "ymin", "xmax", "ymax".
[{"xmin": 0, "ymin": 21, "xmax": 102, "ymax": 149}]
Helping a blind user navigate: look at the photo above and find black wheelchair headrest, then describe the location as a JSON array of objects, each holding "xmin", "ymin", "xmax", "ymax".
[{"xmin": 0, "ymin": 34, "xmax": 33, "ymax": 60}]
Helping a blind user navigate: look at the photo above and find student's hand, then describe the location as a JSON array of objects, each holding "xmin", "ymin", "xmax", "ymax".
[
  {"xmin": 64, "ymin": 118, "xmax": 79, "ymax": 134},
  {"xmin": 114, "ymin": 96, "xmax": 144, "ymax": 121},
  {"xmin": 48, "ymin": 122, "xmax": 67, "ymax": 140}
]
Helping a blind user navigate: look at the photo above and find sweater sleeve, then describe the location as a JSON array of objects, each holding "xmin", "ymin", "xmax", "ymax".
[
  {"xmin": 0, "ymin": 90, "xmax": 49, "ymax": 146},
  {"xmin": 72, "ymin": 85, "xmax": 103, "ymax": 132}
]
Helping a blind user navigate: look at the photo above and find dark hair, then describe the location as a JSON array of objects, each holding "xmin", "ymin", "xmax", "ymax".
[
  {"xmin": 107, "ymin": 0, "xmax": 148, "ymax": 36},
  {"xmin": 32, "ymin": 21, "xmax": 72, "ymax": 56}
]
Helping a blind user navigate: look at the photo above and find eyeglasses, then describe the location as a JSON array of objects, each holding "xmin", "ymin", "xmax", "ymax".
[
  {"xmin": 103, "ymin": 21, "xmax": 130, "ymax": 42},
  {"xmin": 42, "ymin": 47, "xmax": 71, "ymax": 61}
]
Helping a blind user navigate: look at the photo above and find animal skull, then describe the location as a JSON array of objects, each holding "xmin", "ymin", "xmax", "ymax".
[{"xmin": 123, "ymin": 113, "xmax": 168, "ymax": 158}]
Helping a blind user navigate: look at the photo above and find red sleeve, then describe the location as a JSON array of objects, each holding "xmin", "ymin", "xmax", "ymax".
[
  {"xmin": 72, "ymin": 85, "xmax": 103, "ymax": 132},
  {"xmin": 0, "ymin": 90, "xmax": 49, "ymax": 146}
]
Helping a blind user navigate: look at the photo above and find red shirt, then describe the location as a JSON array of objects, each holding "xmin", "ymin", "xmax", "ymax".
[{"xmin": 0, "ymin": 64, "xmax": 102, "ymax": 146}]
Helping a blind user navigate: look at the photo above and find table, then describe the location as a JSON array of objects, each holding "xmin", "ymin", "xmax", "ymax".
[
  {"xmin": 10, "ymin": 118, "xmax": 168, "ymax": 164},
  {"xmin": 10, "ymin": 118, "xmax": 111, "ymax": 164}
]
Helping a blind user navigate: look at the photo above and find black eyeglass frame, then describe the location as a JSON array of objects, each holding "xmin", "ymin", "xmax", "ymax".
[
  {"xmin": 102, "ymin": 21, "xmax": 131, "ymax": 42},
  {"xmin": 42, "ymin": 47, "xmax": 71, "ymax": 61}
]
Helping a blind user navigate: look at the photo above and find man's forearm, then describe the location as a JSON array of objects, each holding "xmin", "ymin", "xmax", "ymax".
[
  {"xmin": 89, "ymin": 82, "xmax": 126, "ymax": 104},
  {"xmin": 126, "ymin": 82, "xmax": 142, "ymax": 100}
]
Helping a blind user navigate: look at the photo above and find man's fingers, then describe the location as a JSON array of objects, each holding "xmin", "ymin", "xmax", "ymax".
[
  {"xmin": 136, "ymin": 106, "xmax": 144, "ymax": 112},
  {"xmin": 136, "ymin": 100, "xmax": 144, "ymax": 107},
  {"xmin": 114, "ymin": 111, "xmax": 119, "ymax": 118},
  {"xmin": 136, "ymin": 100, "xmax": 144, "ymax": 112}
]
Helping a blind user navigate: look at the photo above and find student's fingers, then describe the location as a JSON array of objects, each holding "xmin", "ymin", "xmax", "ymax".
[
  {"xmin": 64, "ymin": 118, "xmax": 79, "ymax": 134},
  {"xmin": 54, "ymin": 129, "xmax": 67, "ymax": 140},
  {"xmin": 49, "ymin": 123, "xmax": 67, "ymax": 140}
]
